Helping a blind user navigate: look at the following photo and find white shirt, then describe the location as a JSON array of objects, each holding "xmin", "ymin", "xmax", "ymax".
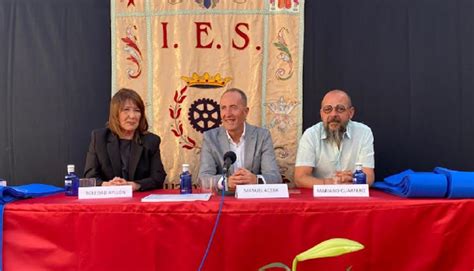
[
  {"xmin": 295, "ymin": 120, "xmax": 375, "ymax": 179},
  {"xmin": 218, "ymin": 124, "xmax": 265, "ymax": 189},
  {"xmin": 226, "ymin": 124, "xmax": 246, "ymax": 173}
]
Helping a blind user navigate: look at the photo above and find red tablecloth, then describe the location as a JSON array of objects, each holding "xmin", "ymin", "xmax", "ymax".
[{"xmin": 3, "ymin": 189, "xmax": 474, "ymax": 271}]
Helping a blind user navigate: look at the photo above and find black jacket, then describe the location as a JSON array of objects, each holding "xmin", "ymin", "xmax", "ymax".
[{"xmin": 84, "ymin": 128, "xmax": 166, "ymax": 191}]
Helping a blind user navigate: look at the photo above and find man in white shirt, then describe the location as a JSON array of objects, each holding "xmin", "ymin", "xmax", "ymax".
[
  {"xmin": 295, "ymin": 89, "xmax": 375, "ymax": 188},
  {"xmin": 198, "ymin": 88, "xmax": 282, "ymax": 190}
]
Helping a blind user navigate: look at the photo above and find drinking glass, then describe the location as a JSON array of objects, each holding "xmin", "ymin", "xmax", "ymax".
[
  {"xmin": 199, "ymin": 176, "xmax": 219, "ymax": 194},
  {"xmin": 79, "ymin": 178, "xmax": 96, "ymax": 187}
]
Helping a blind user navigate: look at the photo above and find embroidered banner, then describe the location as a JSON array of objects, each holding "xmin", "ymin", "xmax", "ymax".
[{"xmin": 112, "ymin": 0, "xmax": 304, "ymax": 188}]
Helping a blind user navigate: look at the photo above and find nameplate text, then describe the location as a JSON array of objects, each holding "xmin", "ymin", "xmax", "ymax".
[
  {"xmin": 313, "ymin": 184, "xmax": 369, "ymax": 197},
  {"xmin": 78, "ymin": 185, "xmax": 133, "ymax": 199},
  {"xmin": 235, "ymin": 184, "xmax": 289, "ymax": 199}
]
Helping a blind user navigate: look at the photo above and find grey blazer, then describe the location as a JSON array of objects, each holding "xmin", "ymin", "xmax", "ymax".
[{"xmin": 198, "ymin": 123, "xmax": 282, "ymax": 183}]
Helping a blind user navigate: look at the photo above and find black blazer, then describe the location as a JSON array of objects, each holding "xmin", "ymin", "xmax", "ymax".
[{"xmin": 84, "ymin": 128, "xmax": 166, "ymax": 191}]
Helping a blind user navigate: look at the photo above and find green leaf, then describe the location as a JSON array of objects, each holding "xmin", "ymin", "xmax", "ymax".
[{"xmin": 281, "ymin": 47, "xmax": 291, "ymax": 57}]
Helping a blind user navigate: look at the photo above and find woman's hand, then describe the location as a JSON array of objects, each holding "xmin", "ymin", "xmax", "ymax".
[
  {"xmin": 109, "ymin": 177, "xmax": 128, "ymax": 185},
  {"xmin": 102, "ymin": 177, "xmax": 140, "ymax": 191}
]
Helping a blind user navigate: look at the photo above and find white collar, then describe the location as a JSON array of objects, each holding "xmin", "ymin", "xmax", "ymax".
[{"xmin": 226, "ymin": 123, "xmax": 246, "ymax": 144}]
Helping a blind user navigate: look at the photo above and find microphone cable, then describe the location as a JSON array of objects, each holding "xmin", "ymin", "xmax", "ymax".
[{"xmin": 197, "ymin": 178, "xmax": 226, "ymax": 271}]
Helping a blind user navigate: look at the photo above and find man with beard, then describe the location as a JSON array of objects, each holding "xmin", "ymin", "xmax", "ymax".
[
  {"xmin": 294, "ymin": 89, "xmax": 375, "ymax": 188},
  {"xmin": 199, "ymin": 88, "xmax": 282, "ymax": 191}
]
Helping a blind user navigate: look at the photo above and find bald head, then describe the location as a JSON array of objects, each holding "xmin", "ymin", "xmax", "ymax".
[{"xmin": 321, "ymin": 89, "xmax": 352, "ymax": 108}]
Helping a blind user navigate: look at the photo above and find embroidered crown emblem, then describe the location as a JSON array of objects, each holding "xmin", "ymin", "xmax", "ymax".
[{"xmin": 181, "ymin": 72, "xmax": 232, "ymax": 89}]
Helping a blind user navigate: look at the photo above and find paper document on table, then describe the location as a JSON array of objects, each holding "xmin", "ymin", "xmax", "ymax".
[{"xmin": 141, "ymin": 193, "xmax": 212, "ymax": 202}]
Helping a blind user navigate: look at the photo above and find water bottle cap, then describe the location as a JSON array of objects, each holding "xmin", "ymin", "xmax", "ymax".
[
  {"xmin": 182, "ymin": 164, "xmax": 189, "ymax": 172},
  {"xmin": 67, "ymin": 164, "xmax": 75, "ymax": 173}
]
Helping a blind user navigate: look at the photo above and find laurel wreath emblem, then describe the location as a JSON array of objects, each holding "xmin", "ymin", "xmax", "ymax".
[{"xmin": 169, "ymin": 86, "xmax": 198, "ymax": 150}]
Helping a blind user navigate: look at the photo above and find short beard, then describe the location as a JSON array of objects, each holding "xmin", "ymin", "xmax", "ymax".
[{"xmin": 324, "ymin": 122, "xmax": 347, "ymax": 147}]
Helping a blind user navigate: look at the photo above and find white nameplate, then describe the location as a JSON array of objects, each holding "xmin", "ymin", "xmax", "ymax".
[
  {"xmin": 313, "ymin": 184, "xmax": 369, "ymax": 197},
  {"xmin": 235, "ymin": 184, "xmax": 289, "ymax": 199},
  {"xmin": 78, "ymin": 185, "xmax": 133, "ymax": 199}
]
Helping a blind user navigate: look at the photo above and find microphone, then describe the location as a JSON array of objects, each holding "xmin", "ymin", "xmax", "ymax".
[
  {"xmin": 222, "ymin": 151, "xmax": 236, "ymax": 192},
  {"xmin": 222, "ymin": 151, "xmax": 237, "ymax": 176}
]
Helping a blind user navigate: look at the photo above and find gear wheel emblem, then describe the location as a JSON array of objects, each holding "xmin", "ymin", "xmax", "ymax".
[{"xmin": 188, "ymin": 98, "xmax": 221, "ymax": 133}]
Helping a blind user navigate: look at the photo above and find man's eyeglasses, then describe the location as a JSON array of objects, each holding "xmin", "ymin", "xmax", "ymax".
[{"xmin": 321, "ymin": 104, "xmax": 350, "ymax": 114}]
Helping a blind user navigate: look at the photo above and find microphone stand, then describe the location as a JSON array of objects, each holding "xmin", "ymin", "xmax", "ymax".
[
  {"xmin": 199, "ymin": 169, "xmax": 228, "ymax": 271},
  {"xmin": 222, "ymin": 167, "xmax": 230, "ymax": 192}
]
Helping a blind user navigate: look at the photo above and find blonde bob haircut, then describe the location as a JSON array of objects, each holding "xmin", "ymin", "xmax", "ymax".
[{"xmin": 107, "ymin": 88, "xmax": 149, "ymax": 139}]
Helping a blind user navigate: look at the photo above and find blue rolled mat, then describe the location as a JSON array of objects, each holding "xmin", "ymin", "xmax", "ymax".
[
  {"xmin": 382, "ymin": 169, "xmax": 415, "ymax": 185},
  {"xmin": 0, "ymin": 183, "xmax": 64, "ymax": 204},
  {"xmin": 0, "ymin": 184, "xmax": 64, "ymax": 271},
  {"xmin": 373, "ymin": 171, "xmax": 448, "ymax": 198},
  {"xmin": 434, "ymin": 167, "xmax": 474, "ymax": 198}
]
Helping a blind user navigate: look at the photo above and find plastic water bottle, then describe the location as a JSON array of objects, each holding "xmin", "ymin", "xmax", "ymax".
[
  {"xmin": 352, "ymin": 163, "xmax": 367, "ymax": 184},
  {"xmin": 180, "ymin": 164, "xmax": 192, "ymax": 194},
  {"xmin": 65, "ymin": 164, "xmax": 80, "ymax": 196}
]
